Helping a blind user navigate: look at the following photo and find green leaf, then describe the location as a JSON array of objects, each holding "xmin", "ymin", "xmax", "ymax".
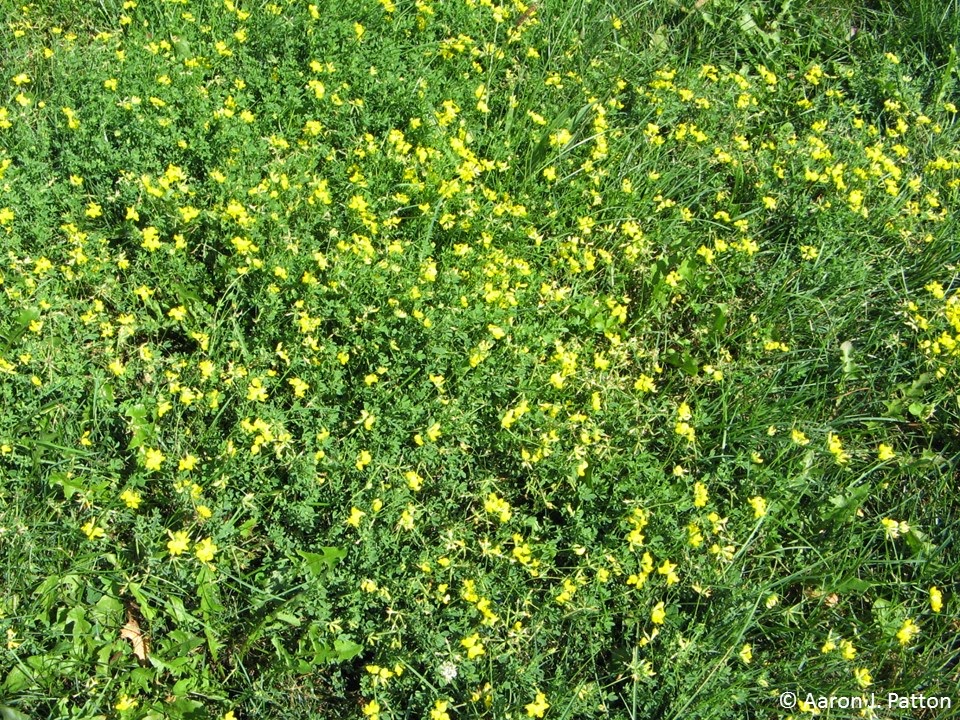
[
  {"xmin": 0, "ymin": 706, "xmax": 32, "ymax": 720},
  {"xmin": 299, "ymin": 546, "xmax": 346, "ymax": 577},
  {"xmin": 824, "ymin": 484, "xmax": 871, "ymax": 523},
  {"xmin": 275, "ymin": 611, "xmax": 301, "ymax": 627},
  {"xmin": 2, "ymin": 667, "xmax": 31, "ymax": 695},
  {"xmin": 333, "ymin": 637, "xmax": 363, "ymax": 661}
]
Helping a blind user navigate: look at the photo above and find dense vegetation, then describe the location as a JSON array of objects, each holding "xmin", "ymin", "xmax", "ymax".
[{"xmin": 0, "ymin": 0, "xmax": 958, "ymax": 717}]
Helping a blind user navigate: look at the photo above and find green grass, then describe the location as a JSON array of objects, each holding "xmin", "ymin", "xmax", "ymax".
[{"xmin": 0, "ymin": 0, "xmax": 958, "ymax": 718}]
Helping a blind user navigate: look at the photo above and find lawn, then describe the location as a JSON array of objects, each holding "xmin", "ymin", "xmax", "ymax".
[{"xmin": 0, "ymin": 0, "xmax": 958, "ymax": 718}]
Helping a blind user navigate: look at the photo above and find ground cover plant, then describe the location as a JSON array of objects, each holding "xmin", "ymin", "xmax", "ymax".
[{"xmin": 0, "ymin": 0, "xmax": 958, "ymax": 717}]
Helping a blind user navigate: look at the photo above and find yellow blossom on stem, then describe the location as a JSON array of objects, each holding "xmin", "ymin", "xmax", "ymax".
[
  {"xmin": 167, "ymin": 530, "xmax": 190, "ymax": 556},
  {"xmin": 930, "ymin": 586, "xmax": 943, "ymax": 613},
  {"xmin": 194, "ymin": 537, "xmax": 217, "ymax": 564},
  {"xmin": 143, "ymin": 448, "xmax": 165, "ymax": 472},
  {"xmin": 896, "ymin": 618, "xmax": 919, "ymax": 645},
  {"xmin": 81, "ymin": 521, "xmax": 105, "ymax": 540},
  {"xmin": 651, "ymin": 601, "xmax": 666, "ymax": 625},
  {"xmin": 525, "ymin": 691, "xmax": 550, "ymax": 718}
]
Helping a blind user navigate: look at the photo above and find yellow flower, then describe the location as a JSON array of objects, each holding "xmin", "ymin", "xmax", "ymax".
[
  {"xmin": 430, "ymin": 699, "xmax": 451, "ymax": 720},
  {"xmin": 877, "ymin": 443, "xmax": 895, "ymax": 461},
  {"xmin": 658, "ymin": 560, "xmax": 679, "ymax": 586},
  {"xmin": 143, "ymin": 448, "xmax": 165, "ymax": 471},
  {"xmin": 826, "ymin": 432, "xmax": 849, "ymax": 465},
  {"xmin": 749, "ymin": 496, "xmax": 767, "ymax": 518},
  {"xmin": 356, "ymin": 450, "xmax": 372, "ymax": 470},
  {"xmin": 179, "ymin": 454, "xmax": 198, "ymax": 472},
  {"xmin": 426, "ymin": 422, "xmax": 442, "ymax": 442},
  {"xmin": 461, "ymin": 633, "xmax": 485, "ymax": 659},
  {"xmin": 347, "ymin": 507, "xmax": 366, "ymax": 527},
  {"xmin": 651, "ymin": 601, "xmax": 666, "ymax": 625},
  {"xmin": 525, "ymin": 691, "xmax": 550, "ymax": 718},
  {"xmin": 853, "ymin": 667, "xmax": 872, "ymax": 688},
  {"xmin": 362, "ymin": 699, "xmax": 380, "ymax": 718},
  {"xmin": 693, "ymin": 481, "xmax": 708, "ymax": 508},
  {"xmin": 882, "ymin": 517, "xmax": 909, "ymax": 539},
  {"xmin": 634, "ymin": 374, "xmax": 656, "ymax": 393},
  {"xmin": 484, "ymin": 493, "xmax": 512, "ymax": 523},
  {"xmin": 120, "ymin": 490, "xmax": 141, "ymax": 509},
  {"xmin": 896, "ymin": 618, "xmax": 919, "ymax": 645},
  {"xmin": 167, "ymin": 530, "xmax": 190, "ymax": 556},
  {"xmin": 404, "ymin": 471, "xmax": 424, "ymax": 491},
  {"xmin": 930, "ymin": 586, "xmax": 943, "ymax": 613},
  {"xmin": 194, "ymin": 537, "xmax": 217, "ymax": 563},
  {"xmin": 81, "ymin": 521, "xmax": 105, "ymax": 540},
  {"xmin": 246, "ymin": 377, "xmax": 268, "ymax": 402},
  {"xmin": 196, "ymin": 505, "xmax": 212, "ymax": 519},
  {"xmin": 739, "ymin": 644, "xmax": 753, "ymax": 664},
  {"xmin": 288, "ymin": 377, "xmax": 309, "ymax": 398},
  {"xmin": 115, "ymin": 695, "xmax": 138, "ymax": 711}
]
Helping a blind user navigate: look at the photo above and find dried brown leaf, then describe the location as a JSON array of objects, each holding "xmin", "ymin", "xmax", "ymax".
[{"xmin": 120, "ymin": 611, "xmax": 149, "ymax": 663}]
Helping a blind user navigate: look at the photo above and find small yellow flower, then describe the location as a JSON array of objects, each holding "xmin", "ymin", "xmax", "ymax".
[
  {"xmin": 179, "ymin": 454, "xmax": 198, "ymax": 472},
  {"xmin": 693, "ymin": 481, "xmax": 708, "ymax": 508},
  {"xmin": 194, "ymin": 536, "xmax": 217, "ymax": 563},
  {"xmin": 120, "ymin": 490, "xmax": 141, "ymax": 509},
  {"xmin": 167, "ymin": 530, "xmax": 190, "ymax": 556},
  {"xmin": 525, "ymin": 690, "xmax": 550, "ymax": 718},
  {"xmin": 853, "ymin": 667, "xmax": 872, "ymax": 688},
  {"xmin": 404, "ymin": 471, "xmax": 424, "ymax": 491},
  {"xmin": 896, "ymin": 618, "xmax": 919, "ymax": 645},
  {"xmin": 356, "ymin": 449, "xmax": 372, "ymax": 470},
  {"xmin": 877, "ymin": 443, "xmax": 895, "ymax": 461},
  {"xmin": 739, "ymin": 644, "xmax": 753, "ymax": 664},
  {"xmin": 429, "ymin": 699, "xmax": 451, "ymax": 720},
  {"xmin": 347, "ymin": 507, "xmax": 366, "ymax": 527},
  {"xmin": 143, "ymin": 447, "xmax": 165, "ymax": 471},
  {"xmin": 461, "ymin": 632, "xmax": 485, "ymax": 659},
  {"xmin": 651, "ymin": 601, "xmax": 666, "ymax": 625},
  {"xmin": 882, "ymin": 517, "xmax": 910, "ymax": 539},
  {"xmin": 930, "ymin": 586, "xmax": 943, "ymax": 613},
  {"xmin": 749, "ymin": 496, "xmax": 767, "ymax": 518},
  {"xmin": 115, "ymin": 695, "xmax": 138, "ymax": 711},
  {"xmin": 81, "ymin": 521, "xmax": 106, "ymax": 540},
  {"xmin": 484, "ymin": 492, "xmax": 512, "ymax": 523},
  {"xmin": 634, "ymin": 374, "xmax": 656, "ymax": 393}
]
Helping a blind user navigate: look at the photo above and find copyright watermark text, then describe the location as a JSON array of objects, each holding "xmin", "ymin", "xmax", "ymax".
[{"xmin": 778, "ymin": 691, "xmax": 952, "ymax": 711}]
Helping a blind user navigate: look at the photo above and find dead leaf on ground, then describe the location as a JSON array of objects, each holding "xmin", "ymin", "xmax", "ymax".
[{"xmin": 120, "ymin": 610, "xmax": 150, "ymax": 664}]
